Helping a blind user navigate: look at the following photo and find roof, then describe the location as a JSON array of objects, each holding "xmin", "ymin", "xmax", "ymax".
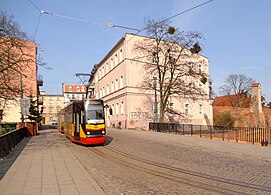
[{"xmin": 213, "ymin": 94, "xmax": 251, "ymax": 108}]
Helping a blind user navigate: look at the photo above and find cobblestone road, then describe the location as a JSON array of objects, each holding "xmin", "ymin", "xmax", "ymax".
[{"xmin": 66, "ymin": 128, "xmax": 271, "ymax": 194}]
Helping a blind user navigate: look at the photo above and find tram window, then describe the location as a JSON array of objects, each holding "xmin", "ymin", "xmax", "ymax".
[{"xmin": 85, "ymin": 104, "xmax": 104, "ymax": 120}]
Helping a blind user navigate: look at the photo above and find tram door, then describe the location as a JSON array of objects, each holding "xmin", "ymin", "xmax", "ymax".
[{"xmin": 74, "ymin": 112, "xmax": 80, "ymax": 140}]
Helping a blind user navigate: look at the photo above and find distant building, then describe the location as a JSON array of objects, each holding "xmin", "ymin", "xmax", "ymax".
[
  {"xmin": 62, "ymin": 83, "xmax": 86, "ymax": 106},
  {"xmin": 213, "ymin": 83, "xmax": 270, "ymax": 127},
  {"xmin": 89, "ymin": 34, "xmax": 213, "ymax": 130},
  {"xmin": 42, "ymin": 94, "xmax": 64, "ymax": 124}
]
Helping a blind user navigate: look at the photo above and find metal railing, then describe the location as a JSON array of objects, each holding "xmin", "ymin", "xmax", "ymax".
[
  {"xmin": 149, "ymin": 123, "xmax": 270, "ymax": 145},
  {"xmin": 0, "ymin": 127, "xmax": 27, "ymax": 160}
]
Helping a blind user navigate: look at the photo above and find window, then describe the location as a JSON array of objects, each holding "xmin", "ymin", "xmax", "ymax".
[
  {"xmin": 115, "ymin": 79, "xmax": 118, "ymax": 91},
  {"xmin": 77, "ymin": 86, "xmax": 80, "ymax": 92},
  {"xmin": 116, "ymin": 103, "xmax": 119, "ymax": 115},
  {"xmin": 102, "ymin": 87, "xmax": 105, "ymax": 97},
  {"xmin": 198, "ymin": 64, "xmax": 202, "ymax": 74},
  {"xmin": 198, "ymin": 83, "xmax": 203, "ymax": 93},
  {"xmin": 49, "ymin": 100, "xmax": 53, "ymax": 106},
  {"xmin": 111, "ymin": 58, "xmax": 114, "ymax": 69},
  {"xmin": 188, "ymin": 62, "xmax": 193, "ymax": 73},
  {"xmin": 102, "ymin": 66, "xmax": 105, "ymax": 77},
  {"xmin": 99, "ymin": 69, "xmax": 102, "ymax": 79},
  {"xmin": 107, "ymin": 84, "xmax": 109, "ymax": 95},
  {"xmin": 120, "ymin": 76, "xmax": 124, "ymax": 88},
  {"xmin": 121, "ymin": 101, "xmax": 124, "ymax": 115},
  {"xmin": 69, "ymin": 86, "xmax": 72, "ymax": 92},
  {"xmin": 111, "ymin": 104, "xmax": 114, "ymax": 116},
  {"xmin": 81, "ymin": 86, "xmax": 85, "ymax": 92},
  {"xmin": 115, "ymin": 54, "xmax": 118, "ymax": 65},
  {"xmin": 111, "ymin": 81, "xmax": 114, "ymax": 93},
  {"xmin": 185, "ymin": 104, "xmax": 189, "ymax": 114},
  {"xmin": 106, "ymin": 62, "xmax": 109, "ymax": 73},
  {"xmin": 119, "ymin": 49, "xmax": 123, "ymax": 62},
  {"xmin": 56, "ymin": 100, "xmax": 60, "ymax": 106},
  {"xmin": 72, "ymin": 94, "xmax": 75, "ymax": 99},
  {"xmin": 199, "ymin": 104, "xmax": 203, "ymax": 114}
]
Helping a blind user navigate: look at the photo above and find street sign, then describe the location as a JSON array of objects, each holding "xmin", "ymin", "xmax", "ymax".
[{"xmin": 20, "ymin": 98, "xmax": 30, "ymax": 115}]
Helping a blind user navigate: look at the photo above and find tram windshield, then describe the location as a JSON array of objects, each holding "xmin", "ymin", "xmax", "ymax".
[{"xmin": 85, "ymin": 102, "xmax": 105, "ymax": 124}]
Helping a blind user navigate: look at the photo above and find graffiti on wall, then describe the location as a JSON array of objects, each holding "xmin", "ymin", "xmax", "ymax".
[{"xmin": 129, "ymin": 112, "xmax": 149, "ymax": 120}]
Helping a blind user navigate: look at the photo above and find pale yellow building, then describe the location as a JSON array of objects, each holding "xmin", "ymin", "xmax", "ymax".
[
  {"xmin": 89, "ymin": 34, "xmax": 213, "ymax": 130},
  {"xmin": 42, "ymin": 94, "xmax": 64, "ymax": 124}
]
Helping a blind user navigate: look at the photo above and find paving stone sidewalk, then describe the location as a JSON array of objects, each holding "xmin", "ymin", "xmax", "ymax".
[{"xmin": 0, "ymin": 129, "xmax": 105, "ymax": 195}]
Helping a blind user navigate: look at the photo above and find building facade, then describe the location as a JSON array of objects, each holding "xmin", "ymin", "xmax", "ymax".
[
  {"xmin": 62, "ymin": 83, "xmax": 87, "ymax": 106},
  {"xmin": 0, "ymin": 36, "xmax": 43, "ymax": 123},
  {"xmin": 42, "ymin": 94, "xmax": 64, "ymax": 124},
  {"xmin": 89, "ymin": 34, "xmax": 213, "ymax": 130}
]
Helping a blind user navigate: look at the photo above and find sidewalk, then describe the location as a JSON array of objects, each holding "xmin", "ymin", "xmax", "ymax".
[{"xmin": 0, "ymin": 129, "xmax": 105, "ymax": 195}]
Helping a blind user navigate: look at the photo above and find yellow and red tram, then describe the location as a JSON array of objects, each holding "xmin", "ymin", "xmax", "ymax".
[{"xmin": 58, "ymin": 99, "xmax": 106, "ymax": 145}]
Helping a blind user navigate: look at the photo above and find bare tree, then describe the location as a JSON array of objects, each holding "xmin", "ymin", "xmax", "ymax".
[
  {"xmin": 219, "ymin": 74, "xmax": 255, "ymax": 107},
  {"xmin": 0, "ymin": 12, "xmax": 35, "ymax": 113},
  {"xmin": 133, "ymin": 19, "xmax": 209, "ymax": 122}
]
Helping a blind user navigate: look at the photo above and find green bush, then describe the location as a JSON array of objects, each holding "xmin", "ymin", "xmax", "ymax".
[{"xmin": 214, "ymin": 111, "xmax": 235, "ymax": 127}]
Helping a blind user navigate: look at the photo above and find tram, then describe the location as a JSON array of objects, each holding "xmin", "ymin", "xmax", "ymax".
[
  {"xmin": 57, "ymin": 109, "xmax": 65, "ymax": 133},
  {"xmin": 58, "ymin": 99, "xmax": 106, "ymax": 145}
]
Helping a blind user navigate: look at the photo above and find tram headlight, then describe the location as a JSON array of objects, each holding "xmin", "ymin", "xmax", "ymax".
[
  {"xmin": 87, "ymin": 131, "xmax": 90, "ymax": 135},
  {"xmin": 102, "ymin": 130, "xmax": 105, "ymax": 135}
]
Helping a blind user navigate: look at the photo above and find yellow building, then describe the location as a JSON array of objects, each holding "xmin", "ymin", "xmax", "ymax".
[{"xmin": 42, "ymin": 94, "xmax": 64, "ymax": 124}]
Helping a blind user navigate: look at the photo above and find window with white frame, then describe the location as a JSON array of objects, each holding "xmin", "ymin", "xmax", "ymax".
[
  {"xmin": 106, "ymin": 62, "xmax": 109, "ymax": 73},
  {"xmin": 115, "ymin": 54, "xmax": 118, "ymax": 65},
  {"xmin": 102, "ymin": 66, "xmax": 105, "ymax": 77},
  {"xmin": 116, "ymin": 103, "xmax": 119, "ymax": 115},
  {"xmin": 111, "ymin": 104, "xmax": 114, "ymax": 116},
  {"xmin": 115, "ymin": 79, "xmax": 118, "ymax": 91},
  {"xmin": 199, "ymin": 104, "xmax": 203, "ymax": 114},
  {"xmin": 77, "ymin": 86, "xmax": 80, "ymax": 92},
  {"xmin": 69, "ymin": 86, "xmax": 72, "ymax": 92},
  {"xmin": 81, "ymin": 86, "xmax": 85, "ymax": 92},
  {"xmin": 198, "ymin": 64, "xmax": 202, "ymax": 74},
  {"xmin": 111, "ymin": 81, "xmax": 114, "ymax": 93},
  {"xmin": 121, "ymin": 101, "xmax": 124, "ymax": 115},
  {"xmin": 111, "ymin": 58, "xmax": 114, "ymax": 69},
  {"xmin": 184, "ymin": 104, "xmax": 189, "ymax": 114},
  {"xmin": 198, "ymin": 83, "xmax": 203, "ymax": 93},
  {"xmin": 106, "ymin": 84, "xmax": 109, "ymax": 95},
  {"xmin": 102, "ymin": 87, "xmax": 105, "ymax": 97},
  {"xmin": 120, "ymin": 76, "xmax": 123, "ymax": 88},
  {"xmin": 119, "ymin": 49, "xmax": 123, "ymax": 62}
]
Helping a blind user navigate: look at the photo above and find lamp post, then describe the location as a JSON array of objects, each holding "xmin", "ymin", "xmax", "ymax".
[{"xmin": 153, "ymin": 77, "xmax": 158, "ymax": 123}]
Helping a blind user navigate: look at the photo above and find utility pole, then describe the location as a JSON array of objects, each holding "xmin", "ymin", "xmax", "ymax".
[{"xmin": 20, "ymin": 72, "xmax": 24, "ymax": 122}]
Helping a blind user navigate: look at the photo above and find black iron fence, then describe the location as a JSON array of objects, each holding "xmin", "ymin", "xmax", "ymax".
[
  {"xmin": 0, "ymin": 127, "xmax": 27, "ymax": 160},
  {"xmin": 149, "ymin": 123, "xmax": 270, "ymax": 146}
]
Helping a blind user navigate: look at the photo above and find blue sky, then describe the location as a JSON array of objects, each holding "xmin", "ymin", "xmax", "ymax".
[{"xmin": 1, "ymin": 0, "xmax": 271, "ymax": 102}]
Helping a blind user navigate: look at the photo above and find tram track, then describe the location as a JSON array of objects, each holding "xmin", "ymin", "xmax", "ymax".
[
  {"xmin": 87, "ymin": 146, "xmax": 270, "ymax": 194},
  {"xmin": 104, "ymin": 146, "xmax": 271, "ymax": 193}
]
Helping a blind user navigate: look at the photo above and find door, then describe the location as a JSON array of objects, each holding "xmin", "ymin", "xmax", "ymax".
[{"xmin": 74, "ymin": 112, "xmax": 80, "ymax": 140}]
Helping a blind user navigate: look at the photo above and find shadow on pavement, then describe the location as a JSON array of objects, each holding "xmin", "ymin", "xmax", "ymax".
[{"xmin": 0, "ymin": 136, "xmax": 31, "ymax": 180}]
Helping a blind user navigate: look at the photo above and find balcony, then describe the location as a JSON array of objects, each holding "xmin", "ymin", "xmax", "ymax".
[{"xmin": 37, "ymin": 74, "xmax": 43, "ymax": 86}]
